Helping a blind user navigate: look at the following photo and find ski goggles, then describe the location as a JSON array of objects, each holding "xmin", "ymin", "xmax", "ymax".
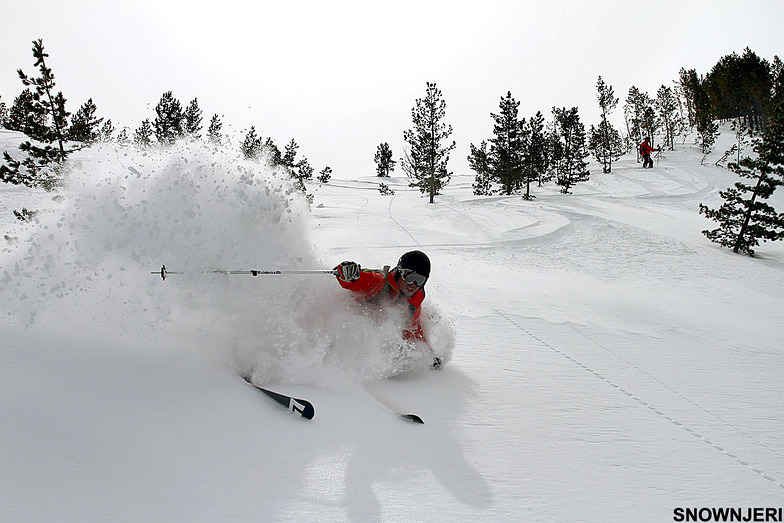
[{"xmin": 397, "ymin": 267, "xmax": 427, "ymax": 287}]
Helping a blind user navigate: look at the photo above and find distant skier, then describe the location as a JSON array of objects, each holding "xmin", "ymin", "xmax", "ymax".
[
  {"xmin": 335, "ymin": 250, "xmax": 441, "ymax": 369},
  {"xmin": 639, "ymin": 137, "xmax": 658, "ymax": 169}
]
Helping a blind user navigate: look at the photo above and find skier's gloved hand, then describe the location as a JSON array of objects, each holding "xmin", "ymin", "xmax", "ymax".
[{"xmin": 335, "ymin": 261, "xmax": 360, "ymax": 282}]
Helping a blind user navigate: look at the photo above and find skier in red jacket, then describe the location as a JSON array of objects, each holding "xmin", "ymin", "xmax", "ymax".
[
  {"xmin": 335, "ymin": 250, "xmax": 441, "ymax": 368},
  {"xmin": 640, "ymin": 137, "xmax": 658, "ymax": 169}
]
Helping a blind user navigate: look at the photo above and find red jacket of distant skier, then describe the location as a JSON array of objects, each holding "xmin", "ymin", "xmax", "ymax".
[
  {"xmin": 640, "ymin": 140, "xmax": 656, "ymax": 156},
  {"xmin": 337, "ymin": 267, "xmax": 427, "ymax": 343}
]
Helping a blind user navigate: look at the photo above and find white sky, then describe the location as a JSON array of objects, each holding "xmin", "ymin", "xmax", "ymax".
[{"xmin": 1, "ymin": 0, "xmax": 782, "ymax": 176}]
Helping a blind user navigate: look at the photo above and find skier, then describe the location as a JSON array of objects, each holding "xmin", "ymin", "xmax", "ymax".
[
  {"xmin": 639, "ymin": 137, "xmax": 658, "ymax": 169},
  {"xmin": 334, "ymin": 250, "xmax": 441, "ymax": 369}
]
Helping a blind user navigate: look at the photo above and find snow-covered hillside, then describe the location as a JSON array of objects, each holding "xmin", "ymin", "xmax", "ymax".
[{"xmin": 1, "ymin": 126, "xmax": 783, "ymax": 522}]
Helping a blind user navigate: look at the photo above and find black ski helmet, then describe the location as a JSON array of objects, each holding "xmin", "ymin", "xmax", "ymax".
[{"xmin": 397, "ymin": 250, "xmax": 431, "ymax": 281}]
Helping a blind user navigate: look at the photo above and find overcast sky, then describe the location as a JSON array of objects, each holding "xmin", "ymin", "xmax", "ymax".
[{"xmin": 2, "ymin": 0, "xmax": 782, "ymax": 177}]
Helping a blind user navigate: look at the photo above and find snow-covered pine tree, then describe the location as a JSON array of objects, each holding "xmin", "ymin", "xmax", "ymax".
[
  {"xmin": 699, "ymin": 98, "xmax": 784, "ymax": 255},
  {"xmin": 153, "ymin": 91, "xmax": 184, "ymax": 145},
  {"xmin": 68, "ymin": 98, "xmax": 104, "ymax": 144},
  {"xmin": 183, "ymin": 98, "xmax": 203, "ymax": 139},
  {"xmin": 552, "ymin": 106, "xmax": 589, "ymax": 194},
  {"xmin": 374, "ymin": 142, "xmax": 395, "ymax": 177},
  {"xmin": 402, "ymin": 82, "xmax": 455, "ymax": 203}
]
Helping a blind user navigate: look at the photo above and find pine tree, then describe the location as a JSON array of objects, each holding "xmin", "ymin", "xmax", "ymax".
[
  {"xmin": 153, "ymin": 91, "xmax": 184, "ymax": 145},
  {"xmin": 641, "ymin": 104, "xmax": 660, "ymax": 147},
  {"xmin": 0, "ymin": 95, "xmax": 8, "ymax": 128},
  {"xmin": 772, "ymin": 56, "xmax": 784, "ymax": 103},
  {"xmin": 293, "ymin": 157, "xmax": 313, "ymax": 193},
  {"xmin": 241, "ymin": 126, "xmax": 263, "ymax": 159},
  {"xmin": 100, "ymin": 119, "xmax": 115, "ymax": 142},
  {"xmin": 263, "ymin": 137, "xmax": 282, "ymax": 165},
  {"xmin": 703, "ymin": 48, "xmax": 772, "ymax": 130},
  {"xmin": 183, "ymin": 98, "xmax": 203, "ymax": 139},
  {"xmin": 374, "ymin": 142, "xmax": 395, "ymax": 177},
  {"xmin": 469, "ymin": 141, "xmax": 493, "ymax": 195},
  {"xmin": 592, "ymin": 76, "xmax": 623, "ymax": 173},
  {"xmin": 624, "ymin": 86, "xmax": 646, "ymax": 149},
  {"xmin": 16, "ymin": 39, "xmax": 69, "ymax": 160},
  {"xmin": 489, "ymin": 91, "xmax": 525, "ymax": 195},
  {"xmin": 68, "ymin": 98, "xmax": 103, "ymax": 143},
  {"xmin": 699, "ymin": 99, "xmax": 784, "ymax": 256},
  {"xmin": 552, "ymin": 107, "xmax": 589, "ymax": 194},
  {"xmin": 133, "ymin": 119, "xmax": 154, "ymax": 148},
  {"xmin": 677, "ymin": 68, "xmax": 700, "ymax": 128},
  {"xmin": 656, "ymin": 85, "xmax": 680, "ymax": 150},
  {"xmin": 275, "ymin": 138, "xmax": 312, "ymax": 194},
  {"xmin": 692, "ymin": 80, "xmax": 719, "ymax": 156},
  {"xmin": 518, "ymin": 117, "xmax": 536, "ymax": 199},
  {"xmin": 402, "ymin": 82, "xmax": 455, "ymax": 203},
  {"xmin": 318, "ymin": 166, "xmax": 332, "ymax": 183},
  {"xmin": 207, "ymin": 114, "xmax": 222, "ymax": 144},
  {"xmin": 527, "ymin": 111, "xmax": 548, "ymax": 189},
  {"xmin": 1, "ymin": 39, "xmax": 71, "ymax": 189},
  {"xmin": 589, "ymin": 121, "xmax": 624, "ymax": 174},
  {"xmin": 282, "ymin": 139, "xmax": 299, "ymax": 168},
  {"xmin": 5, "ymin": 89, "xmax": 46, "ymax": 136}
]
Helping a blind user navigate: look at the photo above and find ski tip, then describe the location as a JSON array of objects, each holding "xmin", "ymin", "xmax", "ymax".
[{"xmin": 399, "ymin": 413, "xmax": 425, "ymax": 424}]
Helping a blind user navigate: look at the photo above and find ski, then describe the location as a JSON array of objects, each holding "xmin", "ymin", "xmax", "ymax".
[
  {"xmin": 243, "ymin": 376, "xmax": 315, "ymax": 420},
  {"xmin": 363, "ymin": 384, "xmax": 424, "ymax": 424},
  {"xmin": 398, "ymin": 412, "xmax": 425, "ymax": 424}
]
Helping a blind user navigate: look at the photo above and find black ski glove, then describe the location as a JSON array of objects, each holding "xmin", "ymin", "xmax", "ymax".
[{"xmin": 335, "ymin": 261, "xmax": 360, "ymax": 282}]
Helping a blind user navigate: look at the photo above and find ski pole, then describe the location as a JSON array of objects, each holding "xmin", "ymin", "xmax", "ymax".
[{"xmin": 152, "ymin": 265, "xmax": 337, "ymax": 281}]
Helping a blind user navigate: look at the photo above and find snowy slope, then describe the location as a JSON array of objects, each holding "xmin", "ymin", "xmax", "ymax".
[{"xmin": 1, "ymin": 125, "xmax": 783, "ymax": 522}]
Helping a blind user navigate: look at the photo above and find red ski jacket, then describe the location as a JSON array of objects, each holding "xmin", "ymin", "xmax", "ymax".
[
  {"xmin": 640, "ymin": 141, "xmax": 656, "ymax": 156},
  {"xmin": 337, "ymin": 267, "xmax": 427, "ymax": 343}
]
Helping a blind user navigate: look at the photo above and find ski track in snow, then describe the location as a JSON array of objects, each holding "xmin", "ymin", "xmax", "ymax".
[{"xmin": 497, "ymin": 311, "xmax": 784, "ymax": 491}]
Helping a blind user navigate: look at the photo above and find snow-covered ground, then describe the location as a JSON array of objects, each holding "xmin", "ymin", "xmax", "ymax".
[{"xmin": 1, "ymin": 126, "xmax": 783, "ymax": 522}]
